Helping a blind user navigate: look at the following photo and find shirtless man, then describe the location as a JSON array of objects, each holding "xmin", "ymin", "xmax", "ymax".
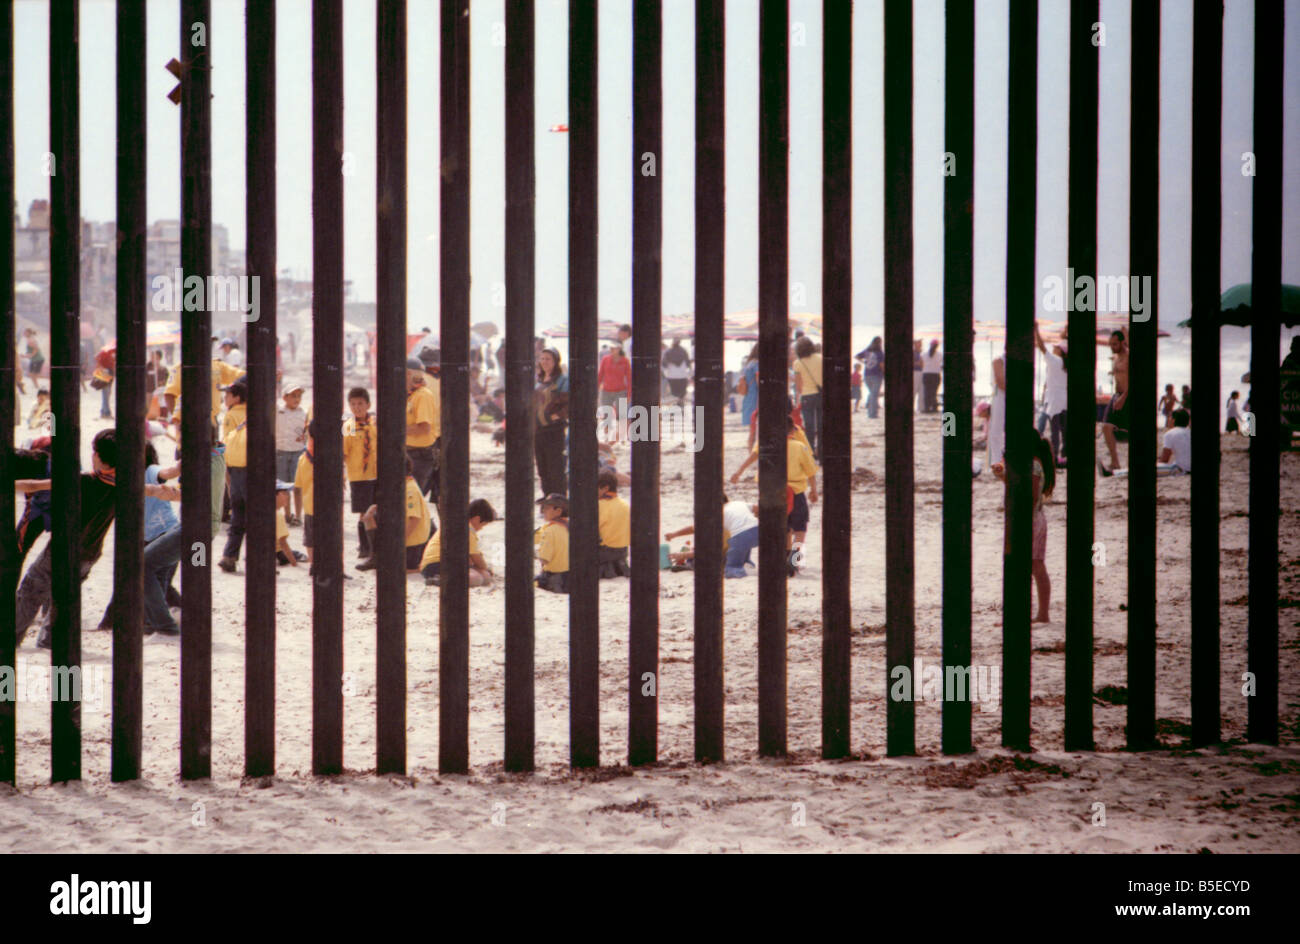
[{"xmin": 1101, "ymin": 329, "xmax": 1129, "ymax": 471}]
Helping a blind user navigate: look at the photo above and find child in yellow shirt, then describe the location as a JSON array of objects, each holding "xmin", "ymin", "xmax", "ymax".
[
  {"xmin": 356, "ymin": 455, "xmax": 432, "ymax": 573},
  {"xmin": 597, "ymin": 469, "xmax": 631, "ymax": 579},
  {"xmin": 534, "ymin": 493, "xmax": 569, "ymax": 594},
  {"xmin": 217, "ymin": 379, "xmax": 249, "ymax": 573},
  {"xmin": 294, "ymin": 422, "xmax": 316, "ymax": 564},
  {"xmin": 420, "ymin": 498, "xmax": 496, "ymax": 587},
  {"xmin": 343, "ymin": 387, "xmax": 378, "ymax": 560}
]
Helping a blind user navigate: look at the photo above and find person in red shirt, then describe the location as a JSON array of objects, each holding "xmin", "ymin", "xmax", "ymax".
[
  {"xmin": 597, "ymin": 344, "xmax": 631, "ymax": 441},
  {"xmin": 93, "ymin": 344, "xmax": 117, "ymax": 419}
]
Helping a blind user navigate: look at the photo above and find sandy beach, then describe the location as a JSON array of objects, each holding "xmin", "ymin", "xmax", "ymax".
[{"xmin": 3, "ymin": 376, "xmax": 1298, "ymax": 853}]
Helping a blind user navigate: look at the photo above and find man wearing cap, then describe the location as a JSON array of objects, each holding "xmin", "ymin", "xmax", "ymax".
[
  {"xmin": 218, "ymin": 379, "xmax": 250, "ymax": 572},
  {"xmin": 534, "ymin": 493, "xmax": 570, "ymax": 594},
  {"xmin": 406, "ymin": 353, "xmax": 442, "ymax": 502},
  {"xmin": 276, "ymin": 384, "xmax": 309, "ymax": 524},
  {"xmin": 219, "ymin": 337, "xmax": 243, "ymax": 368}
]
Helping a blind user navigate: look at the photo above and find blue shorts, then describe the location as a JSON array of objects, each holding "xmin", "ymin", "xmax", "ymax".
[
  {"xmin": 788, "ymin": 491, "xmax": 810, "ymax": 533},
  {"xmin": 276, "ymin": 449, "xmax": 303, "ymax": 483}
]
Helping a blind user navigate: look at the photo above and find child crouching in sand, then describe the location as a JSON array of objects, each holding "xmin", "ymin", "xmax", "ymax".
[{"xmin": 420, "ymin": 498, "xmax": 497, "ymax": 586}]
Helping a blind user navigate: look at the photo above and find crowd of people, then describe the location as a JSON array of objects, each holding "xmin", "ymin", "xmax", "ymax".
[{"xmin": 11, "ymin": 320, "xmax": 1287, "ymax": 641}]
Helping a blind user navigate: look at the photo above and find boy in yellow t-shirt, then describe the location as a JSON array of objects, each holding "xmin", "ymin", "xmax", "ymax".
[
  {"xmin": 217, "ymin": 379, "xmax": 249, "ymax": 573},
  {"xmin": 420, "ymin": 498, "xmax": 496, "ymax": 587},
  {"xmin": 534, "ymin": 493, "xmax": 569, "ymax": 594},
  {"xmin": 728, "ymin": 414, "xmax": 818, "ymax": 576},
  {"xmin": 405, "ymin": 356, "xmax": 442, "ymax": 501},
  {"xmin": 357, "ymin": 455, "xmax": 432, "ymax": 573},
  {"xmin": 597, "ymin": 468, "xmax": 631, "ymax": 579},
  {"xmin": 343, "ymin": 386, "xmax": 378, "ymax": 560},
  {"xmin": 294, "ymin": 422, "xmax": 317, "ymax": 564}
]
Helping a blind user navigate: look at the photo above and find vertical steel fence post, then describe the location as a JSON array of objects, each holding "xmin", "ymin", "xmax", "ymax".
[
  {"xmin": 941, "ymin": 0, "xmax": 974, "ymax": 756},
  {"xmin": 883, "ymin": 0, "xmax": 915, "ymax": 757},
  {"xmin": 694, "ymin": 0, "xmax": 726, "ymax": 764}
]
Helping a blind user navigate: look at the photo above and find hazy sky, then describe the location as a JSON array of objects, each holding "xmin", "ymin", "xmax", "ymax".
[{"xmin": 12, "ymin": 0, "xmax": 1300, "ymax": 333}]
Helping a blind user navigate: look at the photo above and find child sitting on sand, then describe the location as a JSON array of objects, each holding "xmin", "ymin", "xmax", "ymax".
[
  {"xmin": 534, "ymin": 493, "xmax": 570, "ymax": 594},
  {"xmin": 420, "ymin": 498, "xmax": 497, "ymax": 586},
  {"xmin": 597, "ymin": 469, "xmax": 631, "ymax": 578},
  {"xmin": 663, "ymin": 494, "xmax": 760, "ymax": 578},
  {"xmin": 357, "ymin": 455, "xmax": 433, "ymax": 573}
]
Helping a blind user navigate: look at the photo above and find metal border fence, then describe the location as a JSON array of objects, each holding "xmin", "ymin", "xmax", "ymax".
[{"xmin": 0, "ymin": 0, "xmax": 1285, "ymax": 784}]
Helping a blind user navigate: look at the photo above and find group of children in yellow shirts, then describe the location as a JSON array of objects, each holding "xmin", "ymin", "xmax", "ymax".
[{"xmin": 160, "ymin": 355, "xmax": 789, "ymax": 593}]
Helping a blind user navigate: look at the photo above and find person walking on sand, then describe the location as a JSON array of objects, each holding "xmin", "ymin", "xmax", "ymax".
[
  {"xmin": 857, "ymin": 336, "xmax": 884, "ymax": 418},
  {"xmin": 1034, "ymin": 322, "xmax": 1068, "ymax": 465},
  {"xmin": 921, "ymin": 340, "xmax": 942, "ymax": 413},
  {"xmin": 598, "ymin": 343, "xmax": 631, "ymax": 439},
  {"xmin": 1225, "ymin": 390, "xmax": 1243, "ymax": 434},
  {"xmin": 987, "ymin": 349, "xmax": 1007, "ymax": 468}
]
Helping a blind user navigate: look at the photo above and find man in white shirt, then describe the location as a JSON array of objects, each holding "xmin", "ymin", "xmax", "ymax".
[
  {"xmin": 921, "ymin": 340, "xmax": 943, "ymax": 413},
  {"xmin": 1034, "ymin": 323, "xmax": 1068, "ymax": 463},
  {"xmin": 1099, "ymin": 408, "xmax": 1191, "ymax": 477}
]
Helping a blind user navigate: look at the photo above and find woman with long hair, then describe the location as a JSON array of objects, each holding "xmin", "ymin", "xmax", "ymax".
[{"xmin": 534, "ymin": 347, "xmax": 570, "ymax": 496}]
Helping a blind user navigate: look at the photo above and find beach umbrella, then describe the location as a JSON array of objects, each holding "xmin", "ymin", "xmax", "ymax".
[
  {"xmin": 1176, "ymin": 283, "xmax": 1300, "ymax": 328},
  {"xmin": 472, "ymin": 321, "xmax": 499, "ymax": 339}
]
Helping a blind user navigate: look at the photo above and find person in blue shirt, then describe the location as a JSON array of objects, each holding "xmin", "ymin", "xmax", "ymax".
[{"xmin": 740, "ymin": 344, "xmax": 760, "ymax": 430}]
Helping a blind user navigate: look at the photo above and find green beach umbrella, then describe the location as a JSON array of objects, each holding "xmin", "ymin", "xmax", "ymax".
[{"xmin": 1177, "ymin": 283, "xmax": 1300, "ymax": 328}]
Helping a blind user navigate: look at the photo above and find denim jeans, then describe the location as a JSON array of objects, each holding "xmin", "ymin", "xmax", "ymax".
[
  {"xmin": 864, "ymin": 374, "xmax": 883, "ymax": 418},
  {"xmin": 14, "ymin": 544, "xmax": 94, "ymax": 647},
  {"xmin": 800, "ymin": 393, "xmax": 823, "ymax": 462},
  {"xmin": 725, "ymin": 526, "xmax": 760, "ymax": 577},
  {"xmin": 100, "ymin": 383, "xmax": 112, "ymax": 417},
  {"xmin": 223, "ymin": 466, "xmax": 248, "ymax": 560},
  {"xmin": 143, "ymin": 525, "xmax": 184, "ymax": 632}
]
